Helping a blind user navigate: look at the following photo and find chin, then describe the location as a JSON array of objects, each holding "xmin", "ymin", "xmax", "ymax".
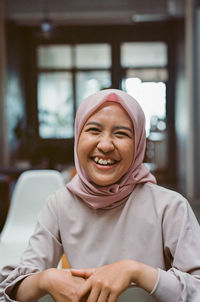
[
  {"xmin": 91, "ymin": 177, "xmax": 118, "ymax": 187},
  {"xmin": 95, "ymin": 182, "xmax": 113, "ymax": 187}
]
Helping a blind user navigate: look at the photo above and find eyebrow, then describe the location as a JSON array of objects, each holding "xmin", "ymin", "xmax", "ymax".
[
  {"xmin": 85, "ymin": 121, "xmax": 133, "ymax": 134},
  {"xmin": 85, "ymin": 121, "xmax": 102, "ymax": 127}
]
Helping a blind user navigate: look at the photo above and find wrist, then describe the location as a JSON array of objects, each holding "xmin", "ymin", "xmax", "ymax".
[
  {"xmin": 125, "ymin": 260, "xmax": 141, "ymax": 283},
  {"xmin": 128, "ymin": 261, "xmax": 158, "ymax": 293},
  {"xmin": 38, "ymin": 268, "xmax": 55, "ymax": 294}
]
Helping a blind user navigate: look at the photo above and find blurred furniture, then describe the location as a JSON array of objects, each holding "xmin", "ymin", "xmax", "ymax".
[
  {"xmin": 0, "ymin": 170, "xmax": 65, "ymax": 269},
  {"xmin": 61, "ymin": 254, "xmax": 70, "ymax": 269},
  {"xmin": 0, "ymin": 166, "xmax": 30, "ymax": 179}
]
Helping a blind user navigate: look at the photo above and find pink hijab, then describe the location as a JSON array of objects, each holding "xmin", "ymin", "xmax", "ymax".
[{"xmin": 67, "ymin": 89, "xmax": 156, "ymax": 209}]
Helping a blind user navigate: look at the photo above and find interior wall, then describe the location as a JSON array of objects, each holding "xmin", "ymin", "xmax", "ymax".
[
  {"xmin": 174, "ymin": 21, "xmax": 187, "ymax": 195},
  {"xmin": 175, "ymin": 0, "xmax": 200, "ymax": 201},
  {"xmin": 0, "ymin": 0, "xmax": 9, "ymax": 166},
  {"xmin": 193, "ymin": 6, "xmax": 200, "ymax": 199}
]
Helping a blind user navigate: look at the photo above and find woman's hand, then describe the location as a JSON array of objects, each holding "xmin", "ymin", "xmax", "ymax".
[
  {"xmin": 40, "ymin": 268, "xmax": 86, "ymax": 302},
  {"xmin": 71, "ymin": 260, "xmax": 137, "ymax": 302},
  {"xmin": 71, "ymin": 260, "xmax": 158, "ymax": 302},
  {"xmin": 12, "ymin": 268, "xmax": 87, "ymax": 302}
]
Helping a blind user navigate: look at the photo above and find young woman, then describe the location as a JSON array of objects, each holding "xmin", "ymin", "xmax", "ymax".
[{"xmin": 0, "ymin": 89, "xmax": 200, "ymax": 302}]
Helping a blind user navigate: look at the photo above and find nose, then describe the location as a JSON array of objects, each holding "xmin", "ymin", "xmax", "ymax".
[{"xmin": 97, "ymin": 135, "xmax": 115, "ymax": 153}]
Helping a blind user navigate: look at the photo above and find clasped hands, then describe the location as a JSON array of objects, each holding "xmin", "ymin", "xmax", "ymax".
[
  {"xmin": 42, "ymin": 259, "xmax": 157, "ymax": 302},
  {"xmin": 70, "ymin": 259, "xmax": 138, "ymax": 302},
  {"xmin": 12, "ymin": 259, "xmax": 157, "ymax": 302},
  {"xmin": 44, "ymin": 260, "xmax": 133, "ymax": 302}
]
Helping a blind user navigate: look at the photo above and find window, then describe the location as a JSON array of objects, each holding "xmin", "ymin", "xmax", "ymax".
[
  {"xmin": 121, "ymin": 42, "xmax": 167, "ymax": 67},
  {"xmin": 122, "ymin": 78, "xmax": 166, "ymax": 137},
  {"xmin": 121, "ymin": 42, "xmax": 168, "ymax": 170},
  {"xmin": 38, "ymin": 45, "xmax": 72, "ymax": 68},
  {"xmin": 38, "ymin": 72, "xmax": 73, "ymax": 138},
  {"xmin": 37, "ymin": 44, "xmax": 111, "ymax": 139},
  {"xmin": 76, "ymin": 71, "xmax": 111, "ymax": 107}
]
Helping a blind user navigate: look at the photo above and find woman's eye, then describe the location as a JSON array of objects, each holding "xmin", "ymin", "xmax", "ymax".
[
  {"xmin": 85, "ymin": 127, "xmax": 101, "ymax": 133},
  {"xmin": 115, "ymin": 131, "xmax": 130, "ymax": 138}
]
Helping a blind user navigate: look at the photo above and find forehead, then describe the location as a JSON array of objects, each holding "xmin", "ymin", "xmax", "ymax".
[{"xmin": 86, "ymin": 101, "xmax": 132, "ymax": 124}]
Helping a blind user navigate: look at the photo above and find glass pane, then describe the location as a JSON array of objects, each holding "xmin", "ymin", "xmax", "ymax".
[
  {"xmin": 122, "ymin": 77, "xmax": 166, "ymax": 137},
  {"xmin": 126, "ymin": 68, "xmax": 168, "ymax": 82},
  {"xmin": 121, "ymin": 42, "xmax": 167, "ymax": 67},
  {"xmin": 38, "ymin": 72, "xmax": 73, "ymax": 138},
  {"xmin": 123, "ymin": 77, "xmax": 167, "ymax": 170},
  {"xmin": 37, "ymin": 45, "xmax": 72, "ymax": 68},
  {"xmin": 75, "ymin": 44, "xmax": 111, "ymax": 68},
  {"xmin": 76, "ymin": 71, "xmax": 111, "ymax": 108}
]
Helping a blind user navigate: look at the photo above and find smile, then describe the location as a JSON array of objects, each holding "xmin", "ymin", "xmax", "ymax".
[{"xmin": 93, "ymin": 157, "xmax": 117, "ymax": 166}]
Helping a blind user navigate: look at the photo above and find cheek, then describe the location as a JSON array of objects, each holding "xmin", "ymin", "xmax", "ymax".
[
  {"xmin": 123, "ymin": 141, "xmax": 135, "ymax": 166},
  {"xmin": 79, "ymin": 134, "xmax": 97, "ymax": 149},
  {"xmin": 77, "ymin": 134, "xmax": 95, "ymax": 160},
  {"xmin": 77, "ymin": 136, "xmax": 84, "ymax": 162}
]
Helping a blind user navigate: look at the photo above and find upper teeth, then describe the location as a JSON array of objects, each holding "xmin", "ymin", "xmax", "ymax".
[{"xmin": 94, "ymin": 157, "xmax": 115, "ymax": 165}]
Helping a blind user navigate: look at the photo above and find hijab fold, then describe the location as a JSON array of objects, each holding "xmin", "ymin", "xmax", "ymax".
[{"xmin": 67, "ymin": 89, "xmax": 156, "ymax": 209}]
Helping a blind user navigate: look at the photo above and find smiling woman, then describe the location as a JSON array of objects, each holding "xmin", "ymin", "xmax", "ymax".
[
  {"xmin": 68, "ymin": 90, "xmax": 156, "ymax": 209},
  {"xmin": 0, "ymin": 89, "xmax": 200, "ymax": 302}
]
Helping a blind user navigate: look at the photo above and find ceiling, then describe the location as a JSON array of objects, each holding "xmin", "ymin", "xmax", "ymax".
[{"xmin": 4, "ymin": 0, "xmax": 185, "ymax": 26}]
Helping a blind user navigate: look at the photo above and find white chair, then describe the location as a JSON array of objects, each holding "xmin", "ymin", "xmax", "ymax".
[{"xmin": 0, "ymin": 170, "xmax": 65, "ymax": 269}]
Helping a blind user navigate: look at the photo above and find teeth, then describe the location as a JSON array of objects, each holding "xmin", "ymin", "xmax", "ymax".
[{"xmin": 94, "ymin": 157, "xmax": 115, "ymax": 165}]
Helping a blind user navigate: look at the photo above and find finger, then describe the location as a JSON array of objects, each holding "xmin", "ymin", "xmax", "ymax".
[
  {"xmin": 87, "ymin": 285, "xmax": 101, "ymax": 302},
  {"xmin": 97, "ymin": 287, "xmax": 110, "ymax": 302},
  {"xmin": 108, "ymin": 291, "xmax": 119, "ymax": 302},
  {"xmin": 78, "ymin": 278, "xmax": 92, "ymax": 300},
  {"xmin": 71, "ymin": 268, "xmax": 95, "ymax": 278}
]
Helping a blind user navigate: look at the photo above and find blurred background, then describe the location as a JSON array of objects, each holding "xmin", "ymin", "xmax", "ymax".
[{"xmin": 0, "ymin": 0, "xmax": 200, "ymax": 230}]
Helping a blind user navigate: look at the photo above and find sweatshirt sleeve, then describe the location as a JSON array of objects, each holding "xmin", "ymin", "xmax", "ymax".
[
  {"xmin": 0, "ymin": 193, "xmax": 64, "ymax": 302},
  {"xmin": 151, "ymin": 196, "xmax": 200, "ymax": 302}
]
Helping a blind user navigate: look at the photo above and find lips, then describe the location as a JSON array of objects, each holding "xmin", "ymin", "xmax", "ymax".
[{"xmin": 92, "ymin": 156, "xmax": 118, "ymax": 166}]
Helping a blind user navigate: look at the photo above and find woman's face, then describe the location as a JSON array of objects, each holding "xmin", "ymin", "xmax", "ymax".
[{"xmin": 77, "ymin": 102, "xmax": 134, "ymax": 186}]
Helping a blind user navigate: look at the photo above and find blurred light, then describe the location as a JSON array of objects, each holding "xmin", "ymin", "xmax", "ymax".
[
  {"xmin": 157, "ymin": 120, "xmax": 166, "ymax": 131},
  {"xmin": 41, "ymin": 19, "xmax": 53, "ymax": 33}
]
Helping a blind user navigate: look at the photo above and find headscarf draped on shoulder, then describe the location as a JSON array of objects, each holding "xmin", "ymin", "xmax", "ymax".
[{"xmin": 67, "ymin": 89, "xmax": 156, "ymax": 209}]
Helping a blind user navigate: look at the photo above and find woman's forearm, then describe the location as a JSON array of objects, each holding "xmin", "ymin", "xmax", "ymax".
[
  {"xmin": 12, "ymin": 268, "xmax": 87, "ymax": 302},
  {"xmin": 11, "ymin": 272, "xmax": 46, "ymax": 302}
]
